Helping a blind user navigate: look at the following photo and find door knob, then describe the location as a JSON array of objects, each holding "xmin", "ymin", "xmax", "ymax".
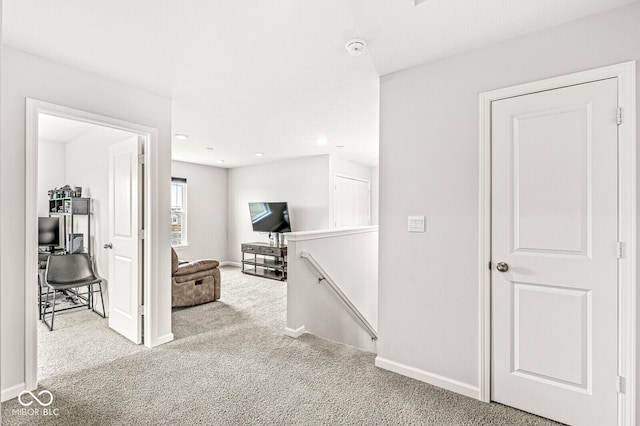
[
  {"xmin": 496, "ymin": 262, "xmax": 509, "ymax": 272},
  {"xmin": 104, "ymin": 243, "xmax": 113, "ymax": 249}
]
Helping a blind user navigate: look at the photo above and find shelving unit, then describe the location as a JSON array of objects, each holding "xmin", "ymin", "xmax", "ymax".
[
  {"xmin": 241, "ymin": 242, "xmax": 287, "ymax": 281},
  {"xmin": 48, "ymin": 197, "xmax": 91, "ymax": 255}
]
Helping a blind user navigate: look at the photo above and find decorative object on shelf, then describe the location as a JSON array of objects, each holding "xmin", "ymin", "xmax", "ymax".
[
  {"xmin": 48, "ymin": 185, "xmax": 83, "ymax": 199},
  {"xmin": 48, "ymin": 188, "xmax": 65, "ymax": 199},
  {"xmin": 47, "ymin": 197, "xmax": 91, "ymax": 255},
  {"xmin": 60, "ymin": 185, "xmax": 73, "ymax": 198}
]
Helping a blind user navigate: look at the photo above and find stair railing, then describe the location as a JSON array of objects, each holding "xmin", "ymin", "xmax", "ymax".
[{"xmin": 300, "ymin": 251, "xmax": 378, "ymax": 341}]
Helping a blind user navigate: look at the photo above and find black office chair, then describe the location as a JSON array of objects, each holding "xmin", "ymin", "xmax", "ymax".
[{"xmin": 42, "ymin": 253, "xmax": 106, "ymax": 331}]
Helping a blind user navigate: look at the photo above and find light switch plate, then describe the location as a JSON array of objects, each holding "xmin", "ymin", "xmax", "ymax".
[{"xmin": 408, "ymin": 216, "xmax": 425, "ymax": 233}]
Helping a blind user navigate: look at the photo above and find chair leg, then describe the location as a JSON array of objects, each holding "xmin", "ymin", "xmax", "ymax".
[
  {"xmin": 49, "ymin": 289, "xmax": 57, "ymax": 331},
  {"xmin": 42, "ymin": 286, "xmax": 55, "ymax": 331},
  {"xmin": 41, "ymin": 286, "xmax": 50, "ymax": 324},
  {"xmin": 93, "ymin": 282, "xmax": 106, "ymax": 318},
  {"xmin": 100, "ymin": 283, "xmax": 106, "ymax": 317},
  {"xmin": 85, "ymin": 283, "xmax": 93, "ymax": 310},
  {"xmin": 89, "ymin": 282, "xmax": 93, "ymax": 310},
  {"xmin": 38, "ymin": 277, "xmax": 43, "ymax": 321}
]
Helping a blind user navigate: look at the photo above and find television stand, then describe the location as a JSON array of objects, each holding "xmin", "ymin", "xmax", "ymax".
[{"xmin": 241, "ymin": 242, "xmax": 287, "ymax": 281}]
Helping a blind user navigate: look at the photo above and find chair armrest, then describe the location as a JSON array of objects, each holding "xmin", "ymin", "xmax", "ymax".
[{"xmin": 174, "ymin": 259, "xmax": 220, "ymax": 276}]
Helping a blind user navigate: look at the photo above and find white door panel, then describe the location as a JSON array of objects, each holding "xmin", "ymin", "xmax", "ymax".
[
  {"xmin": 512, "ymin": 282, "xmax": 591, "ymax": 391},
  {"xmin": 111, "ymin": 255, "xmax": 134, "ymax": 317},
  {"xmin": 491, "ymin": 78, "xmax": 618, "ymax": 425},
  {"xmin": 108, "ymin": 136, "xmax": 142, "ymax": 344},
  {"xmin": 334, "ymin": 175, "xmax": 371, "ymax": 227},
  {"xmin": 514, "ymin": 106, "xmax": 588, "ymax": 254}
]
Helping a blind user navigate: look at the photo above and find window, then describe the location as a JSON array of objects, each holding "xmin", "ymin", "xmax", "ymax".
[{"xmin": 171, "ymin": 177, "xmax": 187, "ymax": 246}]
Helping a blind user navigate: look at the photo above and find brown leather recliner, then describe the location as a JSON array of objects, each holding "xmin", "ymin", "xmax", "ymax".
[{"xmin": 171, "ymin": 248, "xmax": 221, "ymax": 307}]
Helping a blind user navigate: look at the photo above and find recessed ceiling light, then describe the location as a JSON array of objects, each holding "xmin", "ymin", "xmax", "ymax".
[
  {"xmin": 255, "ymin": 152, "xmax": 264, "ymax": 157},
  {"xmin": 205, "ymin": 147, "xmax": 214, "ymax": 150},
  {"xmin": 217, "ymin": 160, "xmax": 225, "ymax": 164},
  {"xmin": 316, "ymin": 137, "xmax": 328, "ymax": 146},
  {"xmin": 174, "ymin": 133, "xmax": 189, "ymax": 140}
]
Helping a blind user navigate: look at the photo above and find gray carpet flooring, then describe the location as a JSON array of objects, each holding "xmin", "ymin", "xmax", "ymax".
[{"xmin": 1, "ymin": 266, "xmax": 559, "ymax": 425}]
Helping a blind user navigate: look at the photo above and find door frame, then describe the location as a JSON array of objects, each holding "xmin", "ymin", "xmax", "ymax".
[
  {"xmin": 478, "ymin": 61, "xmax": 636, "ymax": 425},
  {"xmin": 24, "ymin": 99, "xmax": 159, "ymax": 391}
]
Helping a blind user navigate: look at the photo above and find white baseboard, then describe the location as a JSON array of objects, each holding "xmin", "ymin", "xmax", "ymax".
[
  {"xmin": 374, "ymin": 356, "xmax": 480, "ymax": 399},
  {"xmin": 2, "ymin": 382, "xmax": 26, "ymax": 402},
  {"xmin": 284, "ymin": 325, "xmax": 306, "ymax": 338},
  {"xmin": 219, "ymin": 261, "xmax": 241, "ymax": 267},
  {"xmin": 146, "ymin": 332, "xmax": 174, "ymax": 348}
]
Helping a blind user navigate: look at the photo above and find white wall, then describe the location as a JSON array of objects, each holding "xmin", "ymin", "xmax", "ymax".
[
  {"xmin": 171, "ymin": 161, "xmax": 228, "ymax": 262},
  {"xmin": 377, "ymin": 2, "xmax": 640, "ymax": 408},
  {"xmin": 286, "ymin": 227, "xmax": 378, "ymax": 353},
  {"xmin": 1, "ymin": 46, "xmax": 173, "ymax": 400},
  {"xmin": 330, "ymin": 156, "xmax": 373, "ymax": 181},
  {"xmin": 226, "ymin": 155, "xmax": 378, "ymax": 263},
  {"xmin": 36, "ymin": 140, "xmax": 66, "ymax": 217},
  {"xmin": 227, "ymin": 155, "xmax": 331, "ymax": 263},
  {"xmin": 65, "ymin": 127, "xmax": 137, "ymax": 312},
  {"xmin": 371, "ymin": 166, "xmax": 379, "ymax": 226}
]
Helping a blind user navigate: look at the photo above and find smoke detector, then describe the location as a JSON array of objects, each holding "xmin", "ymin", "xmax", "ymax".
[{"xmin": 345, "ymin": 39, "xmax": 367, "ymax": 56}]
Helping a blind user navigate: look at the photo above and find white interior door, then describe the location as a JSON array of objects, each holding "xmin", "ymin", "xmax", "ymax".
[
  {"xmin": 491, "ymin": 78, "xmax": 619, "ymax": 425},
  {"xmin": 334, "ymin": 175, "xmax": 371, "ymax": 227},
  {"xmin": 107, "ymin": 136, "xmax": 142, "ymax": 344}
]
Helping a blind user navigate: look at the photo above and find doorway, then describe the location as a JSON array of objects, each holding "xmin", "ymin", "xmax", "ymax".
[
  {"xmin": 478, "ymin": 62, "xmax": 636, "ymax": 425},
  {"xmin": 25, "ymin": 99, "xmax": 159, "ymax": 391}
]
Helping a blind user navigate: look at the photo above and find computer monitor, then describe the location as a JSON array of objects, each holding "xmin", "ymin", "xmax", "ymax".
[{"xmin": 38, "ymin": 216, "xmax": 60, "ymax": 250}]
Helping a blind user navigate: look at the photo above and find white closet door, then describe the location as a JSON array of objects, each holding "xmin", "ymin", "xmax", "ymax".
[
  {"xmin": 491, "ymin": 78, "xmax": 619, "ymax": 425},
  {"xmin": 334, "ymin": 175, "xmax": 370, "ymax": 228}
]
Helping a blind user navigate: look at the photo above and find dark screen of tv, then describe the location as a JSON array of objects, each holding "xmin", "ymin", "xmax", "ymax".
[
  {"xmin": 38, "ymin": 217, "xmax": 60, "ymax": 248},
  {"xmin": 248, "ymin": 202, "xmax": 291, "ymax": 233}
]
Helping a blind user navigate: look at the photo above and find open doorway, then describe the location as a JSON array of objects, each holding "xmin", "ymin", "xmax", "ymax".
[
  {"xmin": 25, "ymin": 99, "xmax": 162, "ymax": 391},
  {"xmin": 36, "ymin": 114, "xmax": 141, "ymax": 380}
]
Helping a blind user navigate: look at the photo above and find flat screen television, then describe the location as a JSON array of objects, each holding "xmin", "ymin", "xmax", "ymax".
[
  {"xmin": 38, "ymin": 216, "xmax": 60, "ymax": 249},
  {"xmin": 248, "ymin": 202, "xmax": 291, "ymax": 233}
]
